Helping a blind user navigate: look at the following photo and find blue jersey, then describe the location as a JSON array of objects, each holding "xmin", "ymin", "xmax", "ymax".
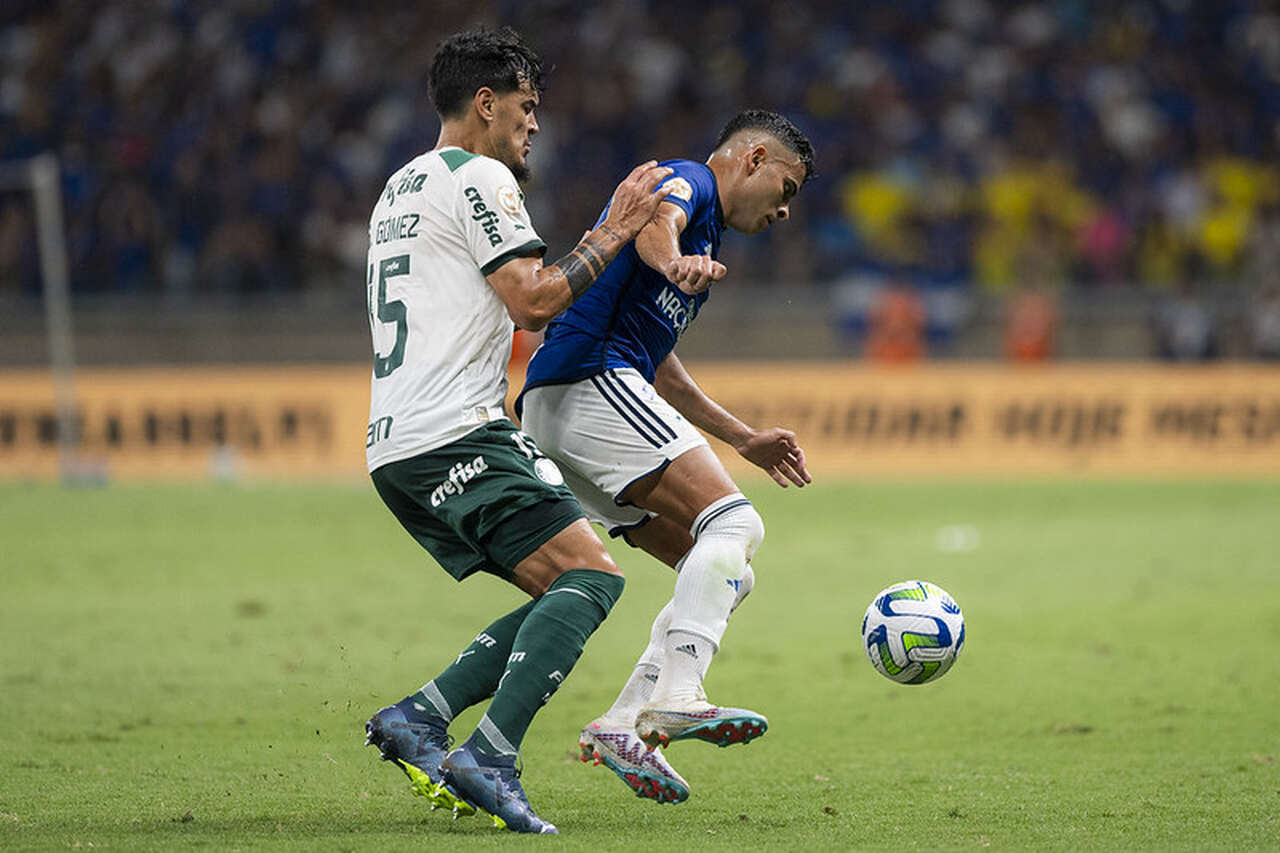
[{"xmin": 518, "ymin": 159, "xmax": 723, "ymax": 414}]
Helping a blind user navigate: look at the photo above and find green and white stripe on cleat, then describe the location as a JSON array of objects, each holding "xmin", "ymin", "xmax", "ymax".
[
  {"xmin": 635, "ymin": 701, "xmax": 768, "ymax": 750},
  {"xmin": 397, "ymin": 759, "xmax": 476, "ymax": 817}
]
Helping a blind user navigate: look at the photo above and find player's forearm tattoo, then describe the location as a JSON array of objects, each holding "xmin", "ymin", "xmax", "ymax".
[
  {"xmin": 597, "ymin": 223, "xmax": 624, "ymax": 246},
  {"xmin": 551, "ymin": 233, "xmax": 612, "ymax": 299}
]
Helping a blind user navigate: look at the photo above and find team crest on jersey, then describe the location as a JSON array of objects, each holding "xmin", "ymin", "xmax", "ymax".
[
  {"xmin": 534, "ymin": 457, "xmax": 564, "ymax": 486},
  {"xmin": 497, "ymin": 185, "xmax": 523, "ymax": 217},
  {"xmin": 663, "ymin": 177, "xmax": 693, "ymax": 202}
]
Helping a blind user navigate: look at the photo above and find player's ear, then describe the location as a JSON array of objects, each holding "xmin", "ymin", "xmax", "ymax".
[
  {"xmin": 748, "ymin": 145, "xmax": 768, "ymax": 174},
  {"xmin": 473, "ymin": 87, "xmax": 497, "ymax": 123}
]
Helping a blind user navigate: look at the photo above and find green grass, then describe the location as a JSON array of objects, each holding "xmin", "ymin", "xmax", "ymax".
[{"xmin": 1, "ymin": 479, "xmax": 1278, "ymax": 850}]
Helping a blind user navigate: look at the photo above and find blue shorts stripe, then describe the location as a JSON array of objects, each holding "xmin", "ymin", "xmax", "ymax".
[
  {"xmin": 590, "ymin": 375, "xmax": 663, "ymax": 448},
  {"xmin": 606, "ymin": 369, "xmax": 677, "ymax": 442},
  {"xmin": 594, "ymin": 372, "xmax": 673, "ymax": 448},
  {"xmin": 693, "ymin": 498, "xmax": 753, "ymax": 539}
]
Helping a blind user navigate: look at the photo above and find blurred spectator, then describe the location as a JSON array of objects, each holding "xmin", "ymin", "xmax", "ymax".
[
  {"xmin": 0, "ymin": 200, "xmax": 38, "ymax": 295},
  {"xmin": 0, "ymin": 0, "xmax": 1278, "ymax": 338},
  {"xmin": 1243, "ymin": 201, "xmax": 1280, "ymax": 358},
  {"xmin": 1011, "ymin": 208, "xmax": 1070, "ymax": 291},
  {"xmin": 1076, "ymin": 207, "xmax": 1131, "ymax": 285},
  {"xmin": 1004, "ymin": 284, "xmax": 1057, "ymax": 362},
  {"xmin": 1245, "ymin": 200, "xmax": 1280, "ymax": 287},
  {"xmin": 865, "ymin": 284, "xmax": 926, "ymax": 363},
  {"xmin": 1247, "ymin": 282, "xmax": 1280, "ymax": 360},
  {"xmin": 90, "ymin": 177, "xmax": 159, "ymax": 294},
  {"xmin": 1153, "ymin": 274, "xmax": 1219, "ymax": 362}
]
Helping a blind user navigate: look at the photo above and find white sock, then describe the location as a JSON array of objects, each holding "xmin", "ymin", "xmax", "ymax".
[
  {"xmin": 650, "ymin": 495, "xmax": 763, "ymax": 704},
  {"xmin": 656, "ymin": 629, "xmax": 713, "ymax": 703},
  {"xmin": 602, "ymin": 561, "xmax": 755, "ymax": 723},
  {"xmin": 601, "ymin": 600, "xmax": 672, "ymax": 725}
]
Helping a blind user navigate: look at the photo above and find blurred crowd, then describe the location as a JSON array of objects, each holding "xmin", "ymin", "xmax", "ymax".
[{"xmin": 2, "ymin": 0, "xmax": 1280, "ymax": 357}]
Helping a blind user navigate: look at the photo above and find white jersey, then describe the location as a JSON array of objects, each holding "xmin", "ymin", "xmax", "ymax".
[{"xmin": 365, "ymin": 147, "xmax": 545, "ymax": 471}]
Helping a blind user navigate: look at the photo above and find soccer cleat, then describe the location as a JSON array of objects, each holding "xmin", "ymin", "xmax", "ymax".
[
  {"xmin": 634, "ymin": 699, "xmax": 768, "ymax": 750},
  {"xmin": 441, "ymin": 744, "xmax": 558, "ymax": 834},
  {"xmin": 364, "ymin": 705, "xmax": 474, "ymax": 817},
  {"xmin": 579, "ymin": 718, "xmax": 690, "ymax": 804}
]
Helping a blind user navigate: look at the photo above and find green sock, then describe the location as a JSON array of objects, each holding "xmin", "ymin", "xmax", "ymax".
[
  {"xmin": 403, "ymin": 599, "xmax": 537, "ymax": 723},
  {"xmin": 471, "ymin": 569, "xmax": 625, "ymax": 756}
]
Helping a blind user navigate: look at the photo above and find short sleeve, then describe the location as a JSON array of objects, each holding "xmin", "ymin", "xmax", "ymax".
[
  {"xmin": 455, "ymin": 156, "xmax": 546, "ymax": 275},
  {"xmin": 655, "ymin": 161, "xmax": 713, "ymax": 223}
]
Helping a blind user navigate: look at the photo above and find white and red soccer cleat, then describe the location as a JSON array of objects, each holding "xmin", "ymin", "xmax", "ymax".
[
  {"xmin": 634, "ymin": 699, "xmax": 768, "ymax": 750},
  {"xmin": 578, "ymin": 718, "xmax": 690, "ymax": 804}
]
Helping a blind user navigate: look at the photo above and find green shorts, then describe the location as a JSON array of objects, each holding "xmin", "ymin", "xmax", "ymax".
[{"xmin": 370, "ymin": 421, "xmax": 586, "ymax": 582}]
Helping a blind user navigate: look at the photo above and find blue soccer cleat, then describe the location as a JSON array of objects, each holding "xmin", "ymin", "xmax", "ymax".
[
  {"xmin": 441, "ymin": 743, "xmax": 558, "ymax": 834},
  {"xmin": 364, "ymin": 704, "xmax": 474, "ymax": 817}
]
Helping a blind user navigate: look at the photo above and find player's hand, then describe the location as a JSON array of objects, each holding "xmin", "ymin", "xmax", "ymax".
[
  {"xmin": 603, "ymin": 161, "xmax": 674, "ymax": 240},
  {"xmin": 666, "ymin": 255, "xmax": 727, "ymax": 295},
  {"xmin": 733, "ymin": 427, "xmax": 812, "ymax": 488}
]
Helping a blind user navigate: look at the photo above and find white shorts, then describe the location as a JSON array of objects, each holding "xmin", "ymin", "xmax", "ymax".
[{"xmin": 519, "ymin": 367, "xmax": 709, "ymax": 536}]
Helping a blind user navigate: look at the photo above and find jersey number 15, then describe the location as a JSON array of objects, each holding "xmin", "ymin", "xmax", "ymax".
[{"xmin": 368, "ymin": 254, "xmax": 409, "ymax": 378}]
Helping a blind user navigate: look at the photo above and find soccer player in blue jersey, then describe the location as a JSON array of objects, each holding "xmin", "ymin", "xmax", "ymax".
[{"xmin": 517, "ymin": 110, "xmax": 815, "ymax": 804}]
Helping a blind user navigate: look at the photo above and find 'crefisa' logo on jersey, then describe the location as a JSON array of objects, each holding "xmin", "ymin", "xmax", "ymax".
[
  {"xmin": 464, "ymin": 187, "xmax": 504, "ymax": 247},
  {"xmin": 430, "ymin": 455, "xmax": 489, "ymax": 507},
  {"xmin": 383, "ymin": 168, "xmax": 428, "ymax": 207}
]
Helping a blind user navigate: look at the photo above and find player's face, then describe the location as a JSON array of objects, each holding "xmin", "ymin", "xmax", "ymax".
[
  {"xmin": 729, "ymin": 146, "xmax": 806, "ymax": 235},
  {"xmin": 490, "ymin": 80, "xmax": 540, "ymax": 182}
]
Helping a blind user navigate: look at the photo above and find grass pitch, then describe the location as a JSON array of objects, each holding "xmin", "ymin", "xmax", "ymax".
[{"xmin": 1, "ymin": 478, "xmax": 1278, "ymax": 850}]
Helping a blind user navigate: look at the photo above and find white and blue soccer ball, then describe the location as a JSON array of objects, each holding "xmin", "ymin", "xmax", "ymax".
[{"xmin": 861, "ymin": 580, "xmax": 965, "ymax": 685}]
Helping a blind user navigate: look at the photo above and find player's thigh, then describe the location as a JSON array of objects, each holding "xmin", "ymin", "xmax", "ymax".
[
  {"xmin": 546, "ymin": 435, "xmax": 656, "ymax": 541},
  {"xmin": 371, "ymin": 465, "xmax": 491, "ymax": 581},
  {"xmin": 370, "ymin": 421, "xmax": 591, "ymax": 586},
  {"xmin": 622, "ymin": 513, "xmax": 694, "ymax": 569},
  {"xmin": 523, "ymin": 369, "xmax": 713, "ymax": 524},
  {"xmin": 511, "ymin": 517, "xmax": 620, "ymax": 598},
  {"xmin": 621, "ymin": 444, "xmax": 740, "ymax": 531}
]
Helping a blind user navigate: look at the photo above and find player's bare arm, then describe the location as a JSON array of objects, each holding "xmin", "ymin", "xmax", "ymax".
[
  {"xmin": 652, "ymin": 352, "xmax": 811, "ymax": 488},
  {"xmin": 487, "ymin": 161, "xmax": 674, "ymax": 330},
  {"xmin": 635, "ymin": 201, "xmax": 727, "ymax": 295}
]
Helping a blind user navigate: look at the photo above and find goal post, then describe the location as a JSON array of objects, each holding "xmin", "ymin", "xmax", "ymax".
[{"xmin": 2, "ymin": 153, "xmax": 81, "ymax": 480}]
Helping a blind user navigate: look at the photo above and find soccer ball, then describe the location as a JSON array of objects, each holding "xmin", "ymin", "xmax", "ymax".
[{"xmin": 861, "ymin": 580, "xmax": 965, "ymax": 685}]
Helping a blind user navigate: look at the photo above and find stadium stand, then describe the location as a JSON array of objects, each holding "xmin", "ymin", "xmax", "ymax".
[{"xmin": 1, "ymin": 1, "xmax": 1278, "ymax": 359}]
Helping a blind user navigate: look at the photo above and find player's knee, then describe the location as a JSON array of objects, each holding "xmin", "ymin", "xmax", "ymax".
[
  {"xmin": 545, "ymin": 567, "xmax": 626, "ymax": 616},
  {"xmin": 584, "ymin": 545, "xmax": 624, "ymax": 578},
  {"xmin": 742, "ymin": 506, "xmax": 764, "ymax": 557},
  {"xmin": 513, "ymin": 537, "xmax": 622, "ymax": 598},
  {"xmin": 561, "ymin": 550, "xmax": 623, "ymax": 582},
  {"xmin": 730, "ymin": 564, "xmax": 755, "ymax": 612},
  {"xmin": 694, "ymin": 496, "xmax": 764, "ymax": 562}
]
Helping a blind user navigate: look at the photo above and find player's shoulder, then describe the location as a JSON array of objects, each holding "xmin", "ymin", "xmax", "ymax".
[
  {"xmin": 375, "ymin": 150, "xmax": 436, "ymax": 210},
  {"xmin": 442, "ymin": 149, "xmax": 518, "ymax": 186},
  {"xmin": 656, "ymin": 159, "xmax": 715, "ymax": 208},
  {"xmin": 658, "ymin": 158, "xmax": 711, "ymax": 176}
]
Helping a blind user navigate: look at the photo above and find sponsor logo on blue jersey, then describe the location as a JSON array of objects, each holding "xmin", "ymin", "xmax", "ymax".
[
  {"xmin": 654, "ymin": 286, "xmax": 694, "ymax": 336},
  {"xmin": 520, "ymin": 159, "xmax": 721, "ymax": 394}
]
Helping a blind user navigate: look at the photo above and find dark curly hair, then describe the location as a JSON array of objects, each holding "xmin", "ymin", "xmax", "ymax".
[
  {"xmin": 714, "ymin": 110, "xmax": 816, "ymax": 185},
  {"xmin": 429, "ymin": 27, "xmax": 546, "ymax": 120}
]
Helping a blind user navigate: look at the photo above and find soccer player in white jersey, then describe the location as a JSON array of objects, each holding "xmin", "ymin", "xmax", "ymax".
[
  {"xmin": 361, "ymin": 27, "xmax": 673, "ymax": 834},
  {"xmin": 518, "ymin": 110, "xmax": 815, "ymax": 804}
]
